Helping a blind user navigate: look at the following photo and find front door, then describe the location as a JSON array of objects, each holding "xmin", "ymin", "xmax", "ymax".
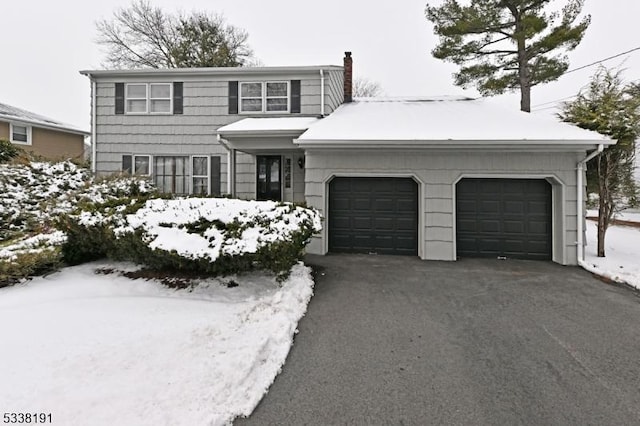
[{"xmin": 256, "ymin": 155, "xmax": 282, "ymax": 201}]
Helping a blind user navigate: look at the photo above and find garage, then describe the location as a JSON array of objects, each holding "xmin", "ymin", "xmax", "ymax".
[
  {"xmin": 456, "ymin": 178, "xmax": 552, "ymax": 260},
  {"xmin": 329, "ymin": 177, "xmax": 418, "ymax": 255}
]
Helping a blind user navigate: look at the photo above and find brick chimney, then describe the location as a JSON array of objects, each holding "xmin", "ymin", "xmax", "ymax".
[{"xmin": 343, "ymin": 52, "xmax": 353, "ymax": 103}]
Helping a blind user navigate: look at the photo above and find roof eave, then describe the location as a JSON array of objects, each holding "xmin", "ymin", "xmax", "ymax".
[
  {"xmin": 0, "ymin": 115, "xmax": 89, "ymax": 136},
  {"xmin": 294, "ymin": 138, "xmax": 614, "ymax": 149},
  {"xmin": 80, "ymin": 65, "xmax": 343, "ymax": 78}
]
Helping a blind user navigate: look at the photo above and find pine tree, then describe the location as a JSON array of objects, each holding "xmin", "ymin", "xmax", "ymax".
[
  {"xmin": 559, "ymin": 68, "xmax": 640, "ymax": 257},
  {"xmin": 426, "ymin": 0, "xmax": 590, "ymax": 112}
]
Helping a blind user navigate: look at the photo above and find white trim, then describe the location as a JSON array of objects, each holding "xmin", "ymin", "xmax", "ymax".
[
  {"xmin": 450, "ymin": 174, "xmax": 566, "ymax": 264},
  {"xmin": 239, "ymin": 81, "xmax": 290, "ymax": 114},
  {"xmin": 91, "ymin": 79, "xmax": 97, "ymax": 173},
  {"xmin": 295, "ymin": 139, "xmax": 612, "ymax": 149},
  {"xmin": 321, "ymin": 173, "xmax": 425, "ymax": 259},
  {"xmin": 125, "ymin": 83, "xmax": 172, "ymax": 115},
  {"xmin": 133, "ymin": 155, "xmax": 151, "ymax": 176},
  {"xmin": 9, "ymin": 122, "xmax": 32, "ymax": 145},
  {"xmin": 191, "ymin": 155, "xmax": 210, "ymax": 195}
]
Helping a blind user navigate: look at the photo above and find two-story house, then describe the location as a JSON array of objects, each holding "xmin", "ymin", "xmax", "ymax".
[{"xmin": 82, "ymin": 52, "xmax": 612, "ymax": 267}]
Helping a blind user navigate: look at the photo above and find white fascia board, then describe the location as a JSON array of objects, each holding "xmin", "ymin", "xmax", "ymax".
[
  {"xmin": 218, "ymin": 129, "xmax": 308, "ymax": 138},
  {"xmin": 80, "ymin": 65, "xmax": 343, "ymax": 79},
  {"xmin": 293, "ymin": 138, "xmax": 615, "ymax": 150}
]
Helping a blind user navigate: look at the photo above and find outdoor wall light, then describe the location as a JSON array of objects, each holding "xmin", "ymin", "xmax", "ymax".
[{"xmin": 297, "ymin": 157, "xmax": 305, "ymax": 169}]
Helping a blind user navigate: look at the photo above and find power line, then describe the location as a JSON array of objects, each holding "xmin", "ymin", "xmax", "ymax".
[
  {"xmin": 564, "ymin": 46, "xmax": 640, "ymax": 75},
  {"xmin": 530, "ymin": 47, "xmax": 640, "ymax": 111}
]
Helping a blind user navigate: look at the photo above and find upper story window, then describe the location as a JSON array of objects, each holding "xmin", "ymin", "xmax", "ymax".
[
  {"xmin": 239, "ymin": 81, "xmax": 289, "ymax": 113},
  {"xmin": 10, "ymin": 123, "xmax": 31, "ymax": 145},
  {"xmin": 125, "ymin": 83, "xmax": 172, "ymax": 114}
]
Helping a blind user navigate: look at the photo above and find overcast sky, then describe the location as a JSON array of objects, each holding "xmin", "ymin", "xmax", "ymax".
[{"xmin": 2, "ymin": 0, "xmax": 639, "ymax": 130}]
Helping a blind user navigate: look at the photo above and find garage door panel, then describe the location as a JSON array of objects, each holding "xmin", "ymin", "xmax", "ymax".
[
  {"xmin": 456, "ymin": 178, "xmax": 551, "ymax": 260},
  {"xmin": 480, "ymin": 200, "xmax": 500, "ymax": 213},
  {"xmin": 480, "ymin": 220, "xmax": 501, "ymax": 233},
  {"xmin": 329, "ymin": 177, "xmax": 418, "ymax": 255}
]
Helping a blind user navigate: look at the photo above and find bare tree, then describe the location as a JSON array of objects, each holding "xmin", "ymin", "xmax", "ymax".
[
  {"xmin": 353, "ymin": 77, "xmax": 383, "ymax": 98},
  {"xmin": 96, "ymin": 0, "xmax": 253, "ymax": 69}
]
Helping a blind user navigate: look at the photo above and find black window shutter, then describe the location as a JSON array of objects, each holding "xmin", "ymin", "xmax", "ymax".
[
  {"xmin": 228, "ymin": 81, "xmax": 239, "ymax": 114},
  {"xmin": 173, "ymin": 82, "xmax": 183, "ymax": 114},
  {"xmin": 122, "ymin": 155, "xmax": 132, "ymax": 173},
  {"xmin": 291, "ymin": 80, "xmax": 301, "ymax": 113},
  {"xmin": 210, "ymin": 156, "xmax": 221, "ymax": 196},
  {"xmin": 115, "ymin": 83, "xmax": 125, "ymax": 115}
]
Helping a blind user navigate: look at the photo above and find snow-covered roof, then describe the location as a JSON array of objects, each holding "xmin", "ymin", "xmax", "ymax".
[
  {"xmin": 0, "ymin": 102, "xmax": 89, "ymax": 136},
  {"xmin": 218, "ymin": 117, "xmax": 320, "ymax": 136},
  {"xmin": 296, "ymin": 97, "xmax": 611, "ymax": 146}
]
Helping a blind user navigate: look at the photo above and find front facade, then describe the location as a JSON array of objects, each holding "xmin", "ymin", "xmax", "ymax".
[
  {"xmin": 0, "ymin": 102, "xmax": 87, "ymax": 160},
  {"xmin": 83, "ymin": 53, "xmax": 610, "ymax": 266},
  {"xmin": 81, "ymin": 64, "xmax": 344, "ymax": 199}
]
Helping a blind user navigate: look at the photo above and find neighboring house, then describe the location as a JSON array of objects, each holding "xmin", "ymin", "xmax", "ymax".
[
  {"xmin": 0, "ymin": 102, "xmax": 88, "ymax": 160},
  {"xmin": 81, "ymin": 52, "xmax": 612, "ymax": 266}
]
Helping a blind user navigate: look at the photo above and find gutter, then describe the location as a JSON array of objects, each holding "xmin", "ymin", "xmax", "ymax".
[
  {"xmin": 576, "ymin": 144, "xmax": 604, "ymax": 265},
  {"xmin": 91, "ymin": 78, "xmax": 97, "ymax": 174}
]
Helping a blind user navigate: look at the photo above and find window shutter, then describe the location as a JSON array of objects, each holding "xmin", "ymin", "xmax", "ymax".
[
  {"xmin": 290, "ymin": 80, "xmax": 301, "ymax": 113},
  {"xmin": 122, "ymin": 155, "xmax": 132, "ymax": 173},
  {"xmin": 115, "ymin": 83, "xmax": 125, "ymax": 115},
  {"xmin": 210, "ymin": 156, "xmax": 221, "ymax": 196},
  {"xmin": 173, "ymin": 82, "xmax": 183, "ymax": 114},
  {"xmin": 228, "ymin": 81, "xmax": 239, "ymax": 114}
]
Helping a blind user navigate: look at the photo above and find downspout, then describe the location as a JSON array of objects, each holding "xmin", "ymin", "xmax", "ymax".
[
  {"xmin": 576, "ymin": 144, "xmax": 604, "ymax": 265},
  {"xmin": 91, "ymin": 77, "xmax": 97, "ymax": 174},
  {"xmin": 320, "ymin": 69, "xmax": 325, "ymax": 117},
  {"xmin": 217, "ymin": 134, "xmax": 234, "ymax": 196}
]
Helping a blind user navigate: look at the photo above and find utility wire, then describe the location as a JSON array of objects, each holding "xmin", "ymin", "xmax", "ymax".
[
  {"xmin": 563, "ymin": 46, "xmax": 640, "ymax": 75},
  {"xmin": 530, "ymin": 46, "xmax": 640, "ymax": 111}
]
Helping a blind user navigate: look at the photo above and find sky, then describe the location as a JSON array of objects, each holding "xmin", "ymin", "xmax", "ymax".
[{"xmin": 1, "ymin": 0, "xmax": 639, "ymax": 130}]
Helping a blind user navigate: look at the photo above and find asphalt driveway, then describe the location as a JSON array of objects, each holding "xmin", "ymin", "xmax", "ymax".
[{"xmin": 236, "ymin": 254, "xmax": 640, "ymax": 425}]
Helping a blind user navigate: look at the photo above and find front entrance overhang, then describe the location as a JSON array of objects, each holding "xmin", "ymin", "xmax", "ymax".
[{"xmin": 218, "ymin": 117, "xmax": 319, "ymax": 154}]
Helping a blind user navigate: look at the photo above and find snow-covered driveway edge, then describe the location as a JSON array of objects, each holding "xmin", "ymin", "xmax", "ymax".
[
  {"xmin": 579, "ymin": 261, "xmax": 640, "ymax": 292},
  {"xmin": 219, "ymin": 262, "xmax": 315, "ymax": 424}
]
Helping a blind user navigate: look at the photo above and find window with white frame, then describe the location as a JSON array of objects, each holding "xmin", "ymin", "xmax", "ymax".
[
  {"xmin": 10, "ymin": 123, "xmax": 31, "ymax": 145},
  {"xmin": 239, "ymin": 81, "xmax": 289, "ymax": 113},
  {"xmin": 125, "ymin": 83, "xmax": 171, "ymax": 114},
  {"xmin": 192, "ymin": 156, "xmax": 209, "ymax": 195},
  {"xmin": 134, "ymin": 155, "xmax": 151, "ymax": 175},
  {"xmin": 150, "ymin": 84, "xmax": 171, "ymax": 113}
]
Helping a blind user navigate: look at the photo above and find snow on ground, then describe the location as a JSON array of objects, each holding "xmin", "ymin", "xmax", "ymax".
[
  {"xmin": 0, "ymin": 262, "xmax": 314, "ymax": 426},
  {"xmin": 583, "ymin": 221, "xmax": 640, "ymax": 290},
  {"xmin": 586, "ymin": 209, "xmax": 640, "ymax": 224}
]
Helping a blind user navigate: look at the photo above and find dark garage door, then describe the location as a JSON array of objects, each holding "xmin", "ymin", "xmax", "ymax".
[
  {"xmin": 329, "ymin": 177, "xmax": 418, "ymax": 255},
  {"xmin": 456, "ymin": 178, "xmax": 552, "ymax": 260}
]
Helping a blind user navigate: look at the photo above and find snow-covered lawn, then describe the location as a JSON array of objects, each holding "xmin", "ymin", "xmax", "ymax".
[
  {"xmin": 583, "ymin": 218, "xmax": 640, "ymax": 290},
  {"xmin": 0, "ymin": 262, "xmax": 314, "ymax": 426}
]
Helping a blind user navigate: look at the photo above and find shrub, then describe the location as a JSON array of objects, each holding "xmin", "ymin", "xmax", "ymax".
[
  {"xmin": 61, "ymin": 197, "xmax": 322, "ymax": 280},
  {"xmin": 0, "ymin": 232, "xmax": 66, "ymax": 286},
  {"xmin": 0, "ymin": 139, "xmax": 21, "ymax": 163}
]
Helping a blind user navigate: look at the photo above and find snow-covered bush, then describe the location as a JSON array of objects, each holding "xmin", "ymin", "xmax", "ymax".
[
  {"xmin": 62, "ymin": 197, "xmax": 322, "ymax": 279},
  {"xmin": 0, "ymin": 159, "xmax": 155, "ymax": 285},
  {"xmin": 0, "ymin": 160, "xmax": 153, "ymax": 240},
  {"xmin": 0, "ymin": 232, "xmax": 67, "ymax": 287},
  {"xmin": 0, "ymin": 139, "xmax": 21, "ymax": 163}
]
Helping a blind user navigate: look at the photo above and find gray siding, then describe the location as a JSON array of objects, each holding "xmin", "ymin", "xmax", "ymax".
[
  {"xmin": 304, "ymin": 150, "xmax": 583, "ymax": 265},
  {"xmin": 93, "ymin": 69, "xmax": 344, "ymax": 194}
]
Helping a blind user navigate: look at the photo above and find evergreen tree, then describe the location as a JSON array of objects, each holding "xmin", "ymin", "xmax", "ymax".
[
  {"xmin": 559, "ymin": 68, "xmax": 640, "ymax": 257},
  {"xmin": 426, "ymin": 0, "xmax": 590, "ymax": 112}
]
